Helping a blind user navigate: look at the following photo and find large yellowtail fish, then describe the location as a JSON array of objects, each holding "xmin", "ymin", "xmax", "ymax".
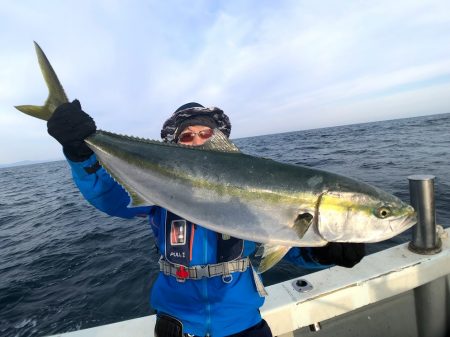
[{"xmin": 16, "ymin": 43, "xmax": 417, "ymax": 272}]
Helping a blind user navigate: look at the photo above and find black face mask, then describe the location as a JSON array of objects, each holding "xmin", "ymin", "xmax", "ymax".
[{"xmin": 161, "ymin": 106, "xmax": 231, "ymax": 143}]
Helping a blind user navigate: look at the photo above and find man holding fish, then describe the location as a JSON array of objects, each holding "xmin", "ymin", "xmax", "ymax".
[
  {"xmin": 16, "ymin": 43, "xmax": 416, "ymax": 337},
  {"xmin": 46, "ymin": 100, "xmax": 365, "ymax": 337}
]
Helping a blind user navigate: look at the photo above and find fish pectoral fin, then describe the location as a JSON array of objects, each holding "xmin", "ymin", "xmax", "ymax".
[
  {"xmin": 198, "ymin": 129, "xmax": 241, "ymax": 153},
  {"xmin": 294, "ymin": 212, "xmax": 314, "ymax": 238},
  {"xmin": 258, "ymin": 244, "xmax": 291, "ymax": 273}
]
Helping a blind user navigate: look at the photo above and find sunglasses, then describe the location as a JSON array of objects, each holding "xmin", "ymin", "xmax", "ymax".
[{"xmin": 178, "ymin": 128, "xmax": 214, "ymax": 143}]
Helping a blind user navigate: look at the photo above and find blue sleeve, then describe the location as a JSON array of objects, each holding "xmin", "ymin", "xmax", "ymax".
[
  {"xmin": 66, "ymin": 154, "xmax": 151, "ymax": 219},
  {"xmin": 284, "ymin": 247, "xmax": 333, "ymax": 270},
  {"xmin": 243, "ymin": 240, "xmax": 257, "ymax": 257}
]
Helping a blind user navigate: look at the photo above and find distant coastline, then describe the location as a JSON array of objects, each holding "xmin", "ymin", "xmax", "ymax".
[{"xmin": 0, "ymin": 159, "xmax": 63, "ymax": 169}]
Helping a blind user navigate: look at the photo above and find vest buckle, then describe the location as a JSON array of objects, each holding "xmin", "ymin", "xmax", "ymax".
[{"xmin": 175, "ymin": 265, "xmax": 189, "ymax": 282}]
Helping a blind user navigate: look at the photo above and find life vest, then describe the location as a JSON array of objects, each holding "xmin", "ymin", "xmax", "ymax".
[{"xmin": 163, "ymin": 210, "xmax": 244, "ymax": 266}]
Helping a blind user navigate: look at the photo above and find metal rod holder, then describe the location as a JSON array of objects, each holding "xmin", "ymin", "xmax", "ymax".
[
  {"xmin": 408, "ymin": 175, "xmax": 441, "ymax": 254},
  {"xmin": 309, "ymin": 322, "xmax": 322, "ymax": 332}
]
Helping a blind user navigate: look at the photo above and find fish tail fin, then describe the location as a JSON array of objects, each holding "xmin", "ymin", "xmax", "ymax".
[
  {"xmin": 14, "ymin": 41, "xmax": 69, "ymax": 121},
  {"xmin": 257, "ymin": 244, "xmax": 291, "ymax": 273},
  {"xmin": 14, "ymin": 104, "xmax": 52, "ymax": 121}
]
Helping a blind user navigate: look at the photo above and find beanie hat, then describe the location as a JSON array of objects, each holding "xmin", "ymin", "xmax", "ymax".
[{"xmin": 161, "ymin": 102, "xmax": 231, "ymax": 143}]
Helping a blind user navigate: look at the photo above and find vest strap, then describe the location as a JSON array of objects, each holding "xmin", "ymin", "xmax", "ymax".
[
  {"xmin": 159, "ymin": 257, "xmax": 250, "ymax": 281},
  {"xmin": 250, "ymin": 263, "xmax": 269, "ymax": 297}
]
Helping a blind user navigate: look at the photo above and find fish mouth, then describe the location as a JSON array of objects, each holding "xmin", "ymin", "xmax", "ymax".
[{"xmin": 388, "ymin": 211, "xmax": 417, "ymax": 237}]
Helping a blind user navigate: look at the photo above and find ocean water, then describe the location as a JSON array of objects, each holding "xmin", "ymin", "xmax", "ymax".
[{"xmin": 1, "ymin": 113, "xmax": 449, "ymax": 337}]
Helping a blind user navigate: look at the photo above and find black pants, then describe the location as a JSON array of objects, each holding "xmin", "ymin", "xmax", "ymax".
[
  {"xmin": 155, "ymin": 315, "xmax": 272, "ymax": 337},
  {"xmin": 226, "ymin": 319, "xmax": 272, "ymax": 337}
]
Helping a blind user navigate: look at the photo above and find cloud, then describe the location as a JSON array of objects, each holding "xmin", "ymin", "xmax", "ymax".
[{"xmin": 1, "ymin": 0, "xmax": 450, "ymax": 164}]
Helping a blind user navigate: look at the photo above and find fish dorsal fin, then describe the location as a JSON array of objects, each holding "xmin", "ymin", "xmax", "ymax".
[{"xmin": 198, "ymin": 129, "xmax": 241, "ymax": 153}]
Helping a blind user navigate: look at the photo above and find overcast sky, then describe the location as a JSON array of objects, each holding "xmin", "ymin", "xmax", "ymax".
[{"xmin": 1, "ymin": 0, "xmax": 450, "ymax": 164}]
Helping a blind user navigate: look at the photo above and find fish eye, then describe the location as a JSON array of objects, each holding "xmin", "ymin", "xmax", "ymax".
[{"xmin": 375, "ymin": 206, "xmax": 392, "ymax": 219}]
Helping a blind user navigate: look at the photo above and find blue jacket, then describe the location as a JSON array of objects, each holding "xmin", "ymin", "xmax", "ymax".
[{"xmin": 67, "ymin": 154, "xmax": 328, "ymax": 336}]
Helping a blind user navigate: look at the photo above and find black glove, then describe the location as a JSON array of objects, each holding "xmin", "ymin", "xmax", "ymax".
[
  {"xmin": 311, "ymin": 242, "xmax": 365, "ymax": 268},
  {"xmin": 47, "ymin": 100, "xmax": 96, "ymax": 162}
]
